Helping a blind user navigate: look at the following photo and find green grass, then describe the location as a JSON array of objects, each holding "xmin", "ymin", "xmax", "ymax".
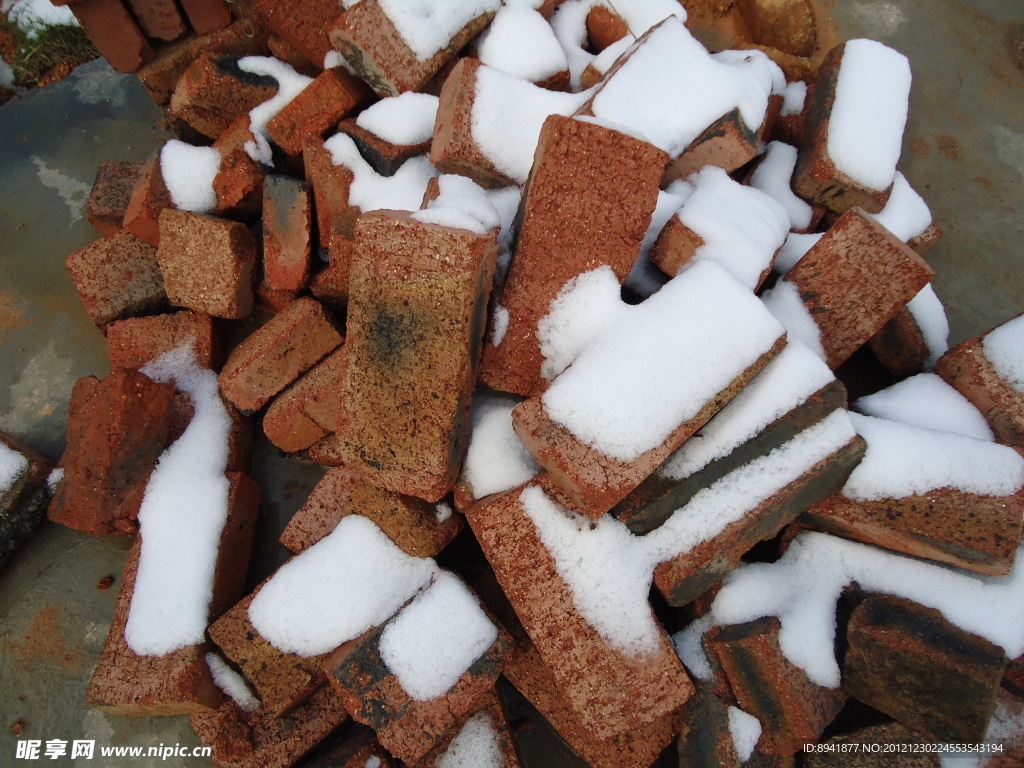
[{"xmin": 1, "ymin": 16, "xmax": 98, "ymax": 88}]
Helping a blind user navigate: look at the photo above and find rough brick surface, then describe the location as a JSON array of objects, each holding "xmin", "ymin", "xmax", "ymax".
[
  {"xmin": 661, "ymin": 109, "xmax": 762, "ymax": 185},
  {"xmin": 66, "ymin": 230, "xmax": 167, "ymax": 327},
  {"xmin": 68, "ymin": 0, "xmax": 154, "ymax": 73},
  {"xmin": 87, "ymin": 160, "xmax": 145, "ymax": 237},
  {"xmin": 674, "ymin": 680, "xmax": 743, "ymax": 768},
  {"xmin": 737, "ymin": 0, "xmax": 816, "ymax": 57},
  {"xmin": 266, "ymin": 68, "xmax": 374, "ymax": 156},
  {"xmin": 843, "ymin": 594, "xmax": 1005, "ymax": 743},
  {"xmin": 262, "ymin": 175, "xmax": 313, "ymax": 293},
  {"xmin": 169, "ymin": 54, "xmax": 279, "ymax": 139},
  {"xmin": 267, "ymin": 34, "xmax": 320, "ymax": 77},
  {"xmin": 254, "ymin": 0, "xmax": 341, "ymax": 67},
  {"xmin": 124, "ymin": 0, "xmax": 187, "ymax": 41},
  {"xmin": 0, "ymin": 432, "xmax": 55, "ymax": 570},
  {"xmin": 106, "ymin": 310, "xmax": 220, "ymax": 372},
  {"xmin": 86, "ymin": 472, "xmax": 260, "ymax": 715},
  {"xmin": 466, "ymin": 479, "xmax": 693, "ymax": 741},
  {"xmin": 330, "ymin": 0, "xmax": 497, "ymax": 97},
  {"xmin": 304, "ymin": 137, "xmax": 360, "ymax": 300},
  {"xmin": 211, "ymin": 116, "xmax": 266, "ymax": 221},
  {"xmin": 337, "ymin": 117, "xmax": 432, "ymax": 177},
  {"xmin": 278, "ymin": 467, "xmax": 360, "ymax": 553},
  {"xmin": 123, "ymin": 153, "xmax": 173, "ymax": 247},
  {"xmin": 585, "ymin": 5, "xmax": 629, "ymax": 51},
  {"xmin": 219, "ymin": 297, "xmax": 342, "ymax": 412},
  {"xmin": 478, "ymin": 114, "xmax": 668, "ymax": 396},
  {"xmin": 333, "ymin": 211, "xmax": 498, "ymax": 502},
  {"xmin": 707, "ymin": 617, "xmax": 846, "ymax": 755},
  {"xmin": 263, "ymin": 347, "xmax": 348, "ymax": 452},
  {"xmin": 868, "ymin": 303, "xmax": 934, "ymax": 378},
  {"xmin": 157, "ymin": 209, "xmax": 259, "ymax": 319},
  {"xmin": 783, "ymin": 207, "xmax": 935, "ymax": 370},
  {"xmin": 48, "ymin": 371, "xmax": 175, "ymax": 535},
  {"xmin": 178, "ymin": 0, "xmax": 231, "ymax": 36},
  {"xmin": 412, "ymin": 690, "xmax": 521, "ymax": 768}
]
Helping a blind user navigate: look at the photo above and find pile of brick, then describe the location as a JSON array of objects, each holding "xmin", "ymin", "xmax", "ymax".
[{"xmin": 35, "ymin": 0, "xmax": 1024, "ymax": 767}]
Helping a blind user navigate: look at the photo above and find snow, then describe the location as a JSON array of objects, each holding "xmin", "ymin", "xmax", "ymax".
[
  {"xmin": 842, "ymin": 413, "xmax": 1024, "ymax": 501},
  {"xmin": 206, "ymin": 652, "xmax": 259, "ymax": 712},
  {"xmin": 356, "ymin": 93, "xmax": 439, "ymax": 145},
  {"xmin": 611, "ymin": 0, "xmax": 687, "ymax": 34},
  {"xmin": 378, "ymin": 571, "xmax": 498, "ymax": 701},
  {"xmin": 853, "ymin": 373, "xmax": 993, "ymax": 441},
  {"xmin": 477, "ymin": 4, "xmax": 568, "ymax": 82},
  {"xmin": 46, "ymin": 466, "xmax": 63, "ymax": 495},
  {"xmin": 728, "ymin": 706, "xmax": 762, "ymax": 763},
  {"xmin": 378, "ymin": 0, "xmax": 501, "ymax": 61},
  {"xmin": 747, "ymin": 142, "xmax": 815, "ymax": 232},
  {"xmin": 591, "ymin": 35, "xmax": 635, "ymax": 77},
  {"xmin": 941, "ymin": 694, "xmax": 1024, "ymax": 768},
  {"xmin": 827, "ymin": 39, "xmax": 911, "ymax": 191},
  {"xmin": 711, "ymin": 530, "xmax": 1024, "ymax": 687},
  {"xmin": 435, "ymin": 501, "xmax": 454, "ymax": 523},
  {"xmin": 436, "ymin": 713, "xmax": 504, "ymax": 768},
  {"xmin": 774, "ymin": 232, "xmax": 822, "ymax": 275},
  {"xmin": 907, "ymin": 284, "xmax": 950, "ymax": 367},
  {"xmin": 412, "ymin": 174, "xmax": 501, "ymax": 234},
  {"xmin": 470, "ymin": 64, "xmax": 590, "ymax": 184},
  {"xmin": 0, "ymin": 441, "xmax": 28, "ymax": 492},
  {"xmin": 574, "ymin": 114, "xmax": 653, "ymax": 145},
  {"xmin": 323, "ymin": 133, "xmax": 438, "ymax": 213},
  {"xmin": 490, "ymin": 305, "xmax": 510, "ymax": 346},
  {"xmin": 249, "ymin": 515, "xmax": 438, "ymax": 656},
  {"xmin": 549, "ymin": 1, "xmax": 596, "ymax": 90},
  {"xmin": 0, "ymin": 58, "xmax": 15, "ymax": 91},
  {"xmin": 237, "ymin": 57, "xmax": 314, "ymax": 166},
  {"xmin": 2, "ymin": 0, "xmax": 77, "ymax": 36},
  {"xmin": 983, "ymin": 313, "xmax": 1024, "ymax": 393},
  {"xmin": 672, "ymin": 614, "xmax": 714, "ymax": 680},
  {"xmin": 670, "ymin": 166, "xmax": 789, "ymax": 289},
  {"xmin": 781, "ymin": 80, "xmax": 807, "ymax": 117},
  {"xmin": 541, "ymin": 261, "xmax": 786, "ymax": 463},
  {"xmin": 760, "ymin": 279, "xmax": 827, "ymax": 361},
  {"xmin": 125, "ymin": 346, "xmax": 233, "ymax": 656},
  {"xmin": 872, "ymin": 171, "xmax": 932, "ymax": 242},
  {"xmin": 625, "ymin": 188, "xmax": 689, "ymax": 298},
  {"xmin": 462, "ymin": 391, "xmax": 540, "ymax": 499},
  {"xmin": 485, "ymin": 185, "xmax": 522, "ymax": 275},
  {"xmin": 365, "ymin": 758, "xmax": 381, "ymax": 768},
  {"xmin": 160, "ymin": 140, "xmax": 220, "ymax": 215}
]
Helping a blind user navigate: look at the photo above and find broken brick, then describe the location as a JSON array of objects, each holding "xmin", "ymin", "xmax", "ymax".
[
  {"xmin": 255, "ymin": 0, "xmax": 341, "ymax": 69},
  {"xmin": 0, "ymin": 432, "xmax": 55, "ymax": 570},
  {"xmin": 662, "ymin": 109, "xmax": 763, "ymax": 185},
  {"xmin": 262, "ymin": 175, "xmax": 313, "ymax": 293},
  {"xmin": 178, "ymin": 0, "xmax": 232, "ymax": 36},
  {"xmin": 68, "ymin": 0, "xmax": 154, "ymax": 73},
  {"xmin": 219, "ymin": 297, "xmax": 343, "ymax": 412},
  {"xmin": 337, "ymin": 117, "xmax": 432, "ymax": 177},
  {"xmin": 304, "ymin": 136, "xmax": 360, "ymax": 297},
  {"xmin": 411, "ymin": 690, "xmax": 522, "ymax": 768},
  {"xmin": 123, "ymin": 0, "xmax": 187, "ymax": 42},
  {"xmin": 106, "ymin": 310, "xmax": 221, "ymax": 372},
  {"xmin": 66, "ymin": 230, "xmax": 167, "ymax": 327},
  {"xmin": 48, "ymin": 370, "xmax": 176, "ymax": 535},
  {"xmin": 309, "ymin": 260, "xmax": 350, "ymax": 312},
  {"xmin": 585, "ymin": 5, "xmax": 629, "ymax": 51},
  {"xmin": 156, "ymin": 208, "xmax": 259, "ymax": 320},
  {"xmin": 675, "ymin": 680, "xmax": 744, "ymax": 768},
  {"xmin": 266, "ymin": 68, "xmax": 374, "ymax": 157},
  {"xmin": 267, "ymin": 34, "xmax": 320, "ymax": 77},
  {"xmin": 263, "ymin": 346, "xmax": 348, "ymax": 453},
  {"xmin": 168, "ymin": 54, "xmax": 279, "ymax": 140},
  {"xmin": 868, "ymin": 303, "xmax": 935, "ymax": 378},
  {"xmin": 478, "ymin": 113, "xmax": 668, "ymax": 396},
  {"xmin": 123, "ymin": 153, "xmax": 173, "ymax": 247},
  {"xmin": 843, "ymin": 593, "xmax": 1005, "ymax": 743},
  {"xmin": 736, "ymin": 0, "xmax": 816, "ymax": 58},
  {"xmin": 210, "ymin": 115, "xmax": 266, "ymax": 221},
  {"xmin": 87, "ymin": 160, "xmax": 145, "ymax": 237}
]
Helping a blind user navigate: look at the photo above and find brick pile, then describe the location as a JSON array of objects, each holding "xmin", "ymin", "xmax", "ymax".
[{"xmin": 24, "ymin": 1, "xmax": 1024, "ymax": 767}]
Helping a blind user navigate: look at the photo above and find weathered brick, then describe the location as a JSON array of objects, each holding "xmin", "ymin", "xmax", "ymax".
[
  {"xmin": 124, "ymin": 0, "xmax": 187, "ymax": 41},
  {"xmin": 262, "ymin": 175, "xmax": 313, "ymax": 293},
  {"xmin": 304, "ymin": 137, "xmax": 359, "ymax": 299},
  {"xmin": 212, "ymin": 115, "xmax": 266, "ymax": 221},
  {"xmin": 86, "ymin": 472, "xmax": 260, "ymax": 715},
  {"xmin": 411, "ymin": 690, "xmax": 521, "ymax": 768},
  {"xmin": 736, "ymin": 0, "xmax": 816, "ymax": 57},
  {"xmin": 267, "ymin": 34, "xmax": 320, "ymax": 77},
  {"xmin": 329, "ymin": 0, "xmax": 497, "ymax": 97},
  {"xmin": 48, "ymin": 371, "xmax": 176, "ymax": 535},
  {"xmin": 466, "ymin": 479, "xmax": 693, "ymax": 741},
  {"xmin": 478, "ymin": 114, "xmax": 667, "ymax": 396},
  {"xmin": 867, "ymin": 292, "xmax": 942, "ymax": 378},
  {"xmin": 263, "ymin": 347, "xmax": 348, "ymax": 452},
  {"xmin": 178, "ymin": 0, "xmax": 231, "ymax": 36},
  {"xmin": 908, "ymin": 220, "xmax": 943, "ymax": 254},
  {"xmin": 675, "ymin": 680, "xmax": 745, "ymax": 768},
  {"xmin": 106, "ymin": 310, "xmax": 221, "ymax": 372},
  {"xmin": 87, "ymin": 160, "xmax": 145, "ymax": 237},
  {"xmin": 157, "ymin": 208, "xmax": 259, "ymax": 320},
  {"xmin": 707, "ymin": 617, "xmax": 846, "ymax": 755},
  {"xmin": 68, "ymin": 0, "xmax": 154, "ymax": 73},
  {"xmin": 802, "ymin": 721, "xmax": 941, "ymax": 767},
  {"xmin": 585, "ymin": 5, "xmax": 628, "ymax": 51},
  {"xmin": 662, "ymin": 109, "xmax": 763, "ymax": 185},
  {"xmin": 255, "ymin": 0, "xmax": 341, "ymax": 68},
  {"xmin": 780, "ymin": 207, "xmax": 935, "ymax": 370},
  {"xmin": 123, "ymin": 153, "xmax": 173, "ymax": 247},
  {"xmin": 337, "ymin": 117, "xmax": 432, "ymax": 178},
  {"xmin": 169, "ymin": 54, "xmax": 279, "ymax": 140},
  {"xmin": 266, "ymin": 68, "xmax": 374, "ymax": 156},
  {"xmin": 0, "ymin": 432, "xmax": 55, "ymax": 570},
  {"xmin": 843, "ymin": 594, "xmax": 1005, "ymax": 743},
  {"xmin": 332, "ymin": 210, "xmax": 498, "ymax": 502},
  {"xmin": 219, "ymin": 297, "xmax": 342, "ymax": 412},
  {"xmin": 302, "ymin": 724, "xmax": 397, "ymax": 768},
  {"xmin": 66, "ymin": 230, "xmax": 167, "ymax": 327}
]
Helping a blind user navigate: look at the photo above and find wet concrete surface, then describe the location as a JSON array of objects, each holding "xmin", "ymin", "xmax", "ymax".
[{"xmin": 0, "ymin": 1, "xmax": 1022, "ymax": 765}]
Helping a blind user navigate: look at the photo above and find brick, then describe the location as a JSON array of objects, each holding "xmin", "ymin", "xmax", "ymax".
[
  {"xmin": 302, "ymin": 724, "xmax": 397, "ymax": 768},
  {"xmin": 304, "ymin": 137, "xmax": 359, "ymax": 298},
  {"xmin": 707, "ymin": 617, "xmax": 846, "ymax": 755},
  {"xmin": 802, "ymin": 721, "xmax": 940, "ymax": 767},
  {"xmin": 48, "ymin": 371, "xmax": 176, "ymax": 535},
  {"xmin": 124, "ymin": 0, "xmax": 187, "ymax": 41},
  {"xmin": 178, "ymin": 0, "xmax": 232, "ymax": 36},
  {"xmin": 779, "ymin": 208, "xmax": 935, "ymax": 370},
  {"xmin": 843, "ymin": 594, "xmax": 1005, "ymax": 743},
  {"xmin": 329, "ymin": 0, "xmax": 497, "ymax": 97},
  {"xmin": 86, "ymin": 472, "xmax": 260, "ymax": 715},
  {"xmin": 266, "ymin": 68, "xmax": 374, "ymax": 156},
  {"xmin": 662, "ymin": 109, "xmax": 763, "ymax": 185},
  {"xmin": 323, "ymin": 576, "xmax": 512, "ymax": 764},
  {"xmin": 169, "ymin": 54, "xmax": 279, "ymax": 139},
  {"xmin": 219, "ymin": 297, "xmax": 343, "ymax": 412},
  {"xmin": 771, "ymin": 81, "xmax": 812, "ymax": 147},
  {"xmin": 586, "ymin": 5, "xmax": 629, "ymax": 51},
  {"xmin": 267, "ymin": 34, "xmax": 320, "ymax": 77},
  {"xmin": 332, "ymin": 211, "xmax": 498, "ymax": 502},
  {"xmin": 69, "ymin": 0, "xmax": 154, "ymax": 73},
  {"xmin": 337, "ymin": 117, "xmax": 432, "ymax": 177},
  {"xmin": 935, "ymin": 316, "xmax": 1024, "ymax": 449},
  {"xmin": 307, "ymin": 431, "xmax": 348, "ymax": 466},
  {"xmin": 736, "ymin": 0, "xmax": 816, "ymax": 57},
  {"xmin": 868, "ymin": 304, "xmax": 933, "ymax": 378},
  {"xmin": 278, "ymin": 467, "xmax": 360, "ymax": 552},
  {"xmin": 157, "ymin": 208, "xmax": 259, "ymax": 320},
  {"xmin": 466, "ymin": 479, "xmax": 693, "ymax": 741},
  {"xmin": 675, "ymin": 680, "xmax": 744, "ymax": 768},
  {"xmin": 255, "ymin": 0, "xmax": 341, "ymax": 68},
  {"xmin": 908, "ymin": 220, "xmax": 943, "ymax": 254},
  {"xmin": 190, "ymin": 685, "xmax": 350, "ymax": 768},
  {"xmin": 411, "ymin": 690, "xmax": 521, "ymax": 768},
  {"xmin": 262, "ymin": 175, "xmax": 313, "ymax": 292},
  {"xmin": 263, "ymin": 347, "xmax": 348, "ymax": 452},
  {"xmin": 169, "ymin": 392, "xmax": 254, "ymax": 474},
  {"xmin": 478, "ymin": 114, "xmax": 668, "ymax": 396},
  {"xmin": 308, "ymin": 259, "xmax": 349, "ymax": 312},
  {"xmin": 87, "ymin": 160, "xmax": 145, "ymax": 237},
  {"xmin": 106, "ymin": 310, "xmax": 221, "ymax": 372},
  {"xmin": 66, "ymin": 230, "xmax": 167, "ymax": 327},
  {"xmin": 0, "ymin": 433, "xmax": 55, "ymax": 570},
  {"xmin": 210, "ymin": 116, "xmax": 266, "ymax": 221},
  {"xmin": 123, "ymin": 153, "xmax": 173, "ymax": 247}
]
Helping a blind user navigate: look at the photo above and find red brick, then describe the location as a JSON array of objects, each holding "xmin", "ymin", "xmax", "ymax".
[
  {"xmin": 86, "ymin": 472, "xmax": 260, "ymax": 715},
  {"xmin": 935, "ymin": 317, "xmax": 1024, "ymax": 449},
  {"xmin": 267, "ymin": 34, "xmax": 320, "ymax": 77},
  {"xmin": 736, "ymin": 0, "xmax": 816, "ymax": 57},
  {"xmin": 255, "ymin": 0, "xmax": 342, "ymax": 68},
  {"xmin": 68, "ymin": 0, "xmax": 154, "ymax": 73},
  {"xmin": 211, "ymin": 116, "xmax": 266, "ymax": 221},
  {"xmin": 157, "ymin": 208, "xmax": 259, "ymax": 319},
  {"xmin": 331, "ymin": 211, "xmax": 498, "ymax": 502},
  {"xmin": 707, "ymin": 617, "xmax": 846, "ymax": 755},
  {"xmin": 868, "ymin": 303, "xmax": 934, "ymax": 378},
  {"xmin": 478, "ymin": 114, "xmax": 668, "ymax": 396},
  {"xmin": 106, "ymin": 310, "xmax": 221, "ymax": 372},
  {"xmin": 263, "ymin": 346, "xmax": 348, "ymax": 453},
  {"xmin": 304, "ymin": 137, "xmax": 359, "ymax": 299},
  {"xmin": 781, "ymin": 207, "xmax": 935, "ymax": 370},
  {"xmin": 466, "ymin": 479, "xmax": 693, "ymax": 741},
  {"xmin": 0, "ymin": 432, "xmax": 55, "ymax": 570},
  {"xmin": 675, "ymin": 680, "xmax": 744, "ymax": 768},
  {"xmin": 124, "ymin": 0, "xmax": 187, "ymax": 41},
  {"xmin": 219, "ymin": 297, "xmax": 342, "ymax": 412},
  {"xmin": 278, "ymin": 467, "xmax": 359, "ymax": 552},
  {"xmin": 169, "ymin": 54, "xmax": 279, "ymax": 140},
  {"xmin": 123, "ymin": 153, "xmax": 173, "ymax": 247},
  {"xmin": 262, "ymin": 175, "xmax": 312, "ymax": 292},
  {"xmin": 178, "ymin": 0, "xmax": 232, "ymax": 36},
  {"xmin": 411, "ymin": 690, "xmax": 521, "ymax": 768},
  {"xmin": 662, "ymin": 109, "xmax": 763, "ymax": 185},
  {"xmin": 771, "ymin": 81, "xmax": 813, "ymax": 148},
  {"xmin": 308, "ymin": 259, "xmax": 349, "ymax": 312},
  {"xmin": 255, "ymin": 284, "xmax": 300, "ymax": 313},
  {"xmin": 337, "ymin": 116, "xmax": 432, "ymax": 177},
  {"xmin": 66, "ymin": 230, "xmax": 167, "ymax": 328},
  {"xmin": 48, "ymin": 371, "xmax": 176, "ymax": 535},
  {"xmin": 843, "ymin": 594, "xmax": 1005, "ymax": 743},
  {"xmin": 586, "ymin": 5, "xmax": 629, "ymax": 51},
  {"xmin": 266, "ymin": 68, "xmax": 374, "ymax": 156},
  {"xmin": 908, "ymin": 220, "xmax": 943, "ymax": 254},
  {"xmin": 301, "ymin": 725, "xmax": 397, "ymax": 768},
  {"xmin": 87, "ymin": 160, "xmax": 145, "ymax": 237},
  {"xmin": 307, "ymin": 430, "xmax": 348, "ymax": 466},
  {"xmin": 329, "ymin": 0, "xmax": 497, "ymax": 96}
]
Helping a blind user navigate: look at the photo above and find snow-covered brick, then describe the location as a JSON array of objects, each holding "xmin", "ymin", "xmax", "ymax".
[
  {"xmin": 853, "ymin": 373, "xmax": 993, "ymax": 441},
  {"xmin": 477, "ymin": 4, "xmax": 569, "ymax": 85},
  {"xmin": 747, "ymin": 141, "xmax": 816, "ymax": 232},
  {"xmin": 357, "ymin": 92, "xmax": 440, "ymax": 146},
  {"xmin": 161, "ymin": 140, "xmax": 220, "ymax": 215}
]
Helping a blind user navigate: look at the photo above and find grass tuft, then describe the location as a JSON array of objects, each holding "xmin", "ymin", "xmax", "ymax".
[{"xmin": 1, "ymin": 16, "xmax": 98, "ymax": 89}]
